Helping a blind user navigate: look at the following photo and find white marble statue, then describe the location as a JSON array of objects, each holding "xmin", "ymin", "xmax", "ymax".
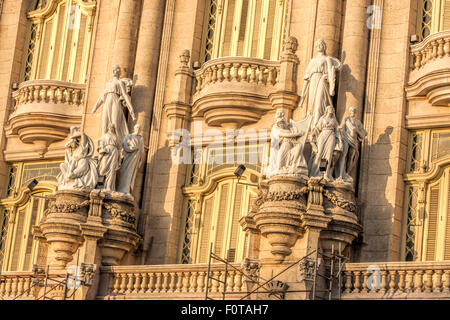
[
  {"xmin": 309, "ymin": 106, "xmax": 343, "ymax": 181},
  {"xmin": 267, "ymin": 110, "xmax": 310, "ymax": 177},
  {"xmin": 57, "ymin": 127, "xmax": 99, "ymax": 190},
  {"xmin": 98, "ymin": 124, "xmax": 121, "ymax": 191},
  {"xmin": 301, "ymin": 39, "xmax": 341, "ymax": 129},
  {"xmin": 91, "ymin": 65, "xmax": 137, "ymax": 143},
  {"xmin": 117, "ymin": 124, "xmax": 145, "ymax": 195},
  {"xmin": 335, "ymin": 106, "xmax": 367, "ymax": 183}
]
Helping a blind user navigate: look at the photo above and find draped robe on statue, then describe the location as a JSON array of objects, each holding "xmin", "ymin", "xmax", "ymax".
[
  {"xmin": 117, "ymin": 132, "xmax": 144, "ymax": 194},
  {"xmin": 303, "ymin": 56, "xmax": 340, "ymax": 129},
  {"xmin": 98, "ymin": 130, "xmax": 121, "ymax": 191}
]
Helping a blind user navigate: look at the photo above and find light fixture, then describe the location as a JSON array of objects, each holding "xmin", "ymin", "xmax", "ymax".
[
  {"xmin": 27, "ymin": 179, "xmax": 47, "ymax": 199},
  {"xmin": 234, "ymin": 164, "xmax": 258, "ymax": 187}
]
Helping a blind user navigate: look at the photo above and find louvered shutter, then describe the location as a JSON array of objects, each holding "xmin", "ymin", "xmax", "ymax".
[
  {"xmin": 51, "ymin": 3, "xmax": 67, "ymax": 79},
  {"xmin": 10, "ymin": 210, "xmax": 26, "ymax": 271},
  {"xmin": 214, "ymin": 184, "xmax": 230, "ymax": 256},
  {"xmin": 38, "ymin": 18, "xmax": 54, "ymax": 78},
  {"xmin": 73, "ymin": 14, "xmax": 88, "ymax": 82},
  {"xmin": 228, "ymin": 185, "xmax": 244, "ymax": 262},
  {"xmin": 198, "ymin": 197, "xmax": 214, "ymax": 263},
  {"xmin": 23, "ymin": 198, "xmax": 39, "ymax": 270},
  {"xmin": 425, "ymin": 186, "xmax": 440, "ymax": 261},
  {"xmin": 444, "ymin": 178, "xmax": 450, "ymax": 259},
  {"xmin": 442, "ymin": 0, "xmax": 450, "ymax": 31},
  {"xmin": 222, "ymin": 0, "xmax": 236, "ymax": 57},
  {"xmin": 236, "ymin": 0, "xmax": 249, "ymax": 56},
  {"xmin": 263, "ymin": 0, "xmax": 276, "ymax": 60}
]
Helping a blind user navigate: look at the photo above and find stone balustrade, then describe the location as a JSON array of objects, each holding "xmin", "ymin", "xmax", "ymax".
[
  {"xmin": 194, "ymin": 57, "xmax": 280, "ymax": 94},
  {"xmin": 342, "ymin": 261, "xmax": 450, "ymax": 299},
  {"xmin": 410, "ymin": 31, "xmax": 450, "ymax": 71},
  {"xmin": 5, "ymin": 79, "xmax": 85, "ymax": 158},
  {"xmin": 407, "ymin": 30, "xmax": 450, "ymax": 106},
  {"xmin": 12, "ymin": 80, "xmax": 85, "ymax": 108},
  {"xmin": 98, "ymin": 263, "xmax": 250, "ymax": 300},
  {"xmin": 0, "ymin": 272, "xmax": 38, "ymax": 300}
]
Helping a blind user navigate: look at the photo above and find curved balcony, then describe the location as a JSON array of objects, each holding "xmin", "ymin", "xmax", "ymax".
[
  {"xmin": 407, "ymin": 31, "xmax": 450, "ymax": 106},
  {"xmin": 192, "ymin": 57, "xmax": 282, "ymax": 129},
  {"xmin": 5, "ymin": 80, "xmax": 85, "ymax": 155}
]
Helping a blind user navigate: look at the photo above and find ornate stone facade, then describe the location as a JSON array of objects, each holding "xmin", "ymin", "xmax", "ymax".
[{"xmin": 0, "ymin": 0, "xmax": 450, "ymax": 301}]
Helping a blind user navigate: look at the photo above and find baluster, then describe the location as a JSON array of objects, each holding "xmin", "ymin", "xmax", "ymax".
[
  {"xmin": 139, "ymin": 272, "xmax": 149, "ymax": 294},
  {"xmin": 11, "ymin": 278, "xmax": 18, "ymax": 297},
  {"xmin": 267, "ymin": 67, "xmax": 275, "ymax": 85},
  {"xmin": 431, "ymin": 41, "xmax": 438, "ymax": 59},
  {"xmin": 0, "ymin": 279, "xmax": 6, "ymax": 297},
  {"xmin": 249, "ymin": 65, "xmax": 257, "ymax": 83},
  {"xmin": 344, "ymin": 271, "xmax": 352, "ymax": 293},
  {"xmin": 241, "ymin": 64, "xmax": 249, "ymax": 82},
  {"xmin": 34, "ymin": 85, "xmax": 41, "ymax": 103},
  {"xmin": 73, "ymin": 89, "xmax": 80, "ymax": 105},
  {"xmin": 48, "ymin": 86, "xmax": 56, "ymax": 103},
  {"xmin": 162, "ymin": 273, "xmax": 170, "ymax": 293},
  {"xmin": 119, "ymin": 273, "xmax": 127, "ymax": 294},
  {"xmin": 133, "ymin": 273, "xmax": 141, "ymax": 294},
  {"xmin": 414, "ymin": 270, "xmax": 424, "ymax": 293},
  {"xmin": 421, "ymin": 49, "xmax": 427, "ymax": 67},
  {"xmin": 197, "ymin": 272, "xmax": 205, "ymax": 293},
  {"xmin": 234, "ymin": 271, "xmax": 243, "ymax": 292},
  {"xmin": 424, "ymin": 270, "xmax": 433, "ymax": 293},
  {"xmin": 190, "ymin": 272, "xmax": 199, "ymax": 293},
  {"xmin": 257, "ymin": 66, "xmax": 265, "ymax": 85},
  {"xmin": 148, "ymin": 273, "xmax": 155, "ymax": 293},
  {"xmin": 433, "ymin": 270, "xmax": 443, "ymax": 293},
  {"xmin": 224, "ymin": 63, "xmax": 232, "ymax": 81},
  {"xmin": 182, "ymin": 272, "xmax": 190, "ymax": 292},
  {"xmin": 379, "ymin": 270, "xmax": 388, "ymax": 294},
  {"xmin": 443, "ymin": 270, "xmax": 450, "ymax": 293},
  {"xmin": 212, "ymin": 271, "xmax": 220, "ymax": 293},
  {"xmin": 23, "ymin": 278, "xmax": 32, "ymax": 297},
  {"xmin": 226, "ymin": 270, "xmax": 235, "ymax": 293},
  {"xmin": 388, "ymin": 270, "xmax": 397, "ymax": 293},
  {"xmin": 437, "ymin": 39, "xmax": 445, "ymax": 58},
  {"xmin": 361, "ymin": 272, "xmax": 369, "ymax": 293},
  {"xmin": 200, "ymin": 74, "xmax": 206, "ymax": 90},
  {"xmin": 125, "ymin": 273, "xmax": 134, "ymax": 294},
  {"xmin": 405, "ymin": 270, "xmax": 414, "ymax": 293},
  {"xmin": 176, "ymin": 272, "xmax": 183, "ymax": 293},
  {"xmin": 112, "ymin": 274, "xmax": 120, "ymax": 294},
  {"xmin": 232, "ymin": 63, "xmax": 240, "ymax": 81},
  {"xmin": 56, "ymin": 87, "xmax": 64, "ymax": 104},
  {"xmin": 353, "ymin": 271, "xmax": 361, "ymax": 293},
  {"xmin": 217, "ymin": 64, "xmax": 225, "ymax": 82},
  {"xmin": 17, "ymin": 278, "xmax": 25, "ymax": 297},
  {"xmin": 211, "ymin": 65, "xmax": 218, "ymax": 83},
  {"xmin": 445, "ymin": 38, "xmax": 450, "ymax": 56},
  {"xmin": 219, "ymin": 271, "xmax": 226, "ymax": 293},
  {"xmin": 41, "ymin": 86, "xmax": 49, "ymax": 103},
  {"xmin": 414, "ymin": 52, "xmax": 422, "ymax": 70},
  {"xmin": 397, "ymin": 270, "xmax": 406, "ymax": 293},
  {"xmin": 154, "ymin": 273, "xmax": 162, "ymax": 293},
  {"xmin": 205, "ymin": 68, "xmax": 212, "ymax": 86},
  {"xmin": 169, "ymin": 272, "xmax": 177, "ymax": 293},
  {"xmin": 195, "ymin": 74, "xmax": 202, "ymax": 92}
]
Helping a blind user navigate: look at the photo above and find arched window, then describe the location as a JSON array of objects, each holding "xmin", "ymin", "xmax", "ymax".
[
  {"xmin": 0, "ymin": 162, "xmax": 60, "ymax": 271},
  {"xmin": 22, "ymin": 0, "xmax": 96, "ymax": 83},
  {"xmin": 402, "ymin": 129, "xmax": 450, "ymax": 261},
  {"xmin": 202, "ymin": 0, "xmax": 287, "ymax": 62},
  {"xmin": 417, "ymin": 0, "xmax": 450, "ymax": 41}
]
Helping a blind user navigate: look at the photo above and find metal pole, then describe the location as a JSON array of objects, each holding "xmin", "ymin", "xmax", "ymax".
[
  {"xmin": 205, "ymin": 243, "xmax": 213, "ymax": 300},
  {"xmin": 338, "ymin": 243, "xmax": 342, "ymax": 300},
  {"xmin": 329, "ymin": 244, "xmax": 334, "ymax": 300},
  {"xmin": 42, "ymin": 265, "xmax": 49, "ymax": 301},
  {"xmin": 223, "ymin": 254, "xmax": 228, "ymax": 301},
  {"xmin": 312, "ymin": 249, "xmax": 319, "ymax": 300}
]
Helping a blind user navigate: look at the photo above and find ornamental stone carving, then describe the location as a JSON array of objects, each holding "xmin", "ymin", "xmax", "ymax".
[{"xmin": 57, "ymin": 126, "xmax": 98, "ymax": 190}]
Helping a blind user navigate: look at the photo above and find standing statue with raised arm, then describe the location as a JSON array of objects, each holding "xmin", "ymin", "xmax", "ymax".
[
  {"xmin": 336, "ymin": 106, "xmax": 367, "ymax": 183},
  {"xmin": 300, "ymin": 39, "xmax": 341, "ymax": 129},
  {"xmin": 91, "ymin": 65, "xmax": 136, "ymax": 143}
]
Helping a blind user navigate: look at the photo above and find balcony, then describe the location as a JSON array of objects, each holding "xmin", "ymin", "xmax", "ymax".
[
  {"xmin": 5, "ymin": 80, "xmax": 85, "ymax": 156},
  {"xmin": 407, "ymin": 31, "xmax": 450, "ymax": 106},
  {"xmin": 341, "ymin": 261, "xmax": 450, "ymax": 299},
  {"xmin": 97, "ymin": 263, "xmax": 249, "ymax": 300}
]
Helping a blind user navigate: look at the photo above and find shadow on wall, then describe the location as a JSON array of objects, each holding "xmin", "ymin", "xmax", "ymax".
[
  {"xmin": 336, "ymin": 51, "xmax": 362, "ymax": 122},
  {"xmin": 355, "ymin": 125, "xmax": 395, "ymax": 262}
]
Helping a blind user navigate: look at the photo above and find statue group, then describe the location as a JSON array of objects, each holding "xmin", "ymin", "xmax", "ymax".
[
  {"xmin": 268, "ymin": 39, "xmax": 367, "ymax": 184},
  {"xmin": 57, "ymin": 66, "xmax": 144, "ymax": 196}
]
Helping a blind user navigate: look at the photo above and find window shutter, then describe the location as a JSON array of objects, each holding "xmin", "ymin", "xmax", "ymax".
[
  {"xmin": 214, "ymin": 184, "xmax": 230, "ymax": 256},
  {"xmin": 198, "ymin": 197, "xmax": 214, "ymax": 263},
  {"xmin": 444, "ymin": 180, "xmax": 450, "ymax": 260},
  {"xmin": 73, "ymin": 14, "xmax": 88, "ymax": 83},
  {"xmin": 236, "ymin": 0, "xmax": 249, "ymax": 56},
  {"xmin": 38, "ymin": 18, "xmax": 54, "ymax": 78},
  {"xmin": 23, "ymin": 198, "xmax": 39, "ymax": 270},
  {"xmin": 251, "ymin": 0, "xmax": 263, "ymax": 57},
  {"xmin": 51, "ymin": 3, "xmax": 67, "ymax": 79},
  {"xmin": 222, "ymin": 0, "xmax": 236, "ymax": 57},
  {"xmin": 228, "ymin": 184, "xmax": 243, "ymax": 262},
  {"xmin": 263, "ymin": 0, "xmax": 276, "ymax": 60},
  {"xmin": 442, "ymin": 0, "xmax": 450, "ymax": 31},
  {"xmin": 425, "ymin": 186, "xmax": 440, "ymax": 261},
  {"xmin": 10, "ymin": 210, "xmax": 26, "ymax": 271}
]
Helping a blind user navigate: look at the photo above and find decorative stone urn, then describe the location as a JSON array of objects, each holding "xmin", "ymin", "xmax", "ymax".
[{"xmin": 253, "ymin": 176, "xmax": 308, "ymax": 262}]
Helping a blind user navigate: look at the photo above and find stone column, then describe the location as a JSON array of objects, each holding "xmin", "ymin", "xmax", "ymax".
[
  {"xmin": 315, "ymin": 0, "xmax": 344, "ymax": 58},
  {"xmin": 336, "ymin": 0, "xmax": 370, "ymax": 122},
  {"xmin": 111, "ymin": 0, "xmax": 142, "ymax": 78}
]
